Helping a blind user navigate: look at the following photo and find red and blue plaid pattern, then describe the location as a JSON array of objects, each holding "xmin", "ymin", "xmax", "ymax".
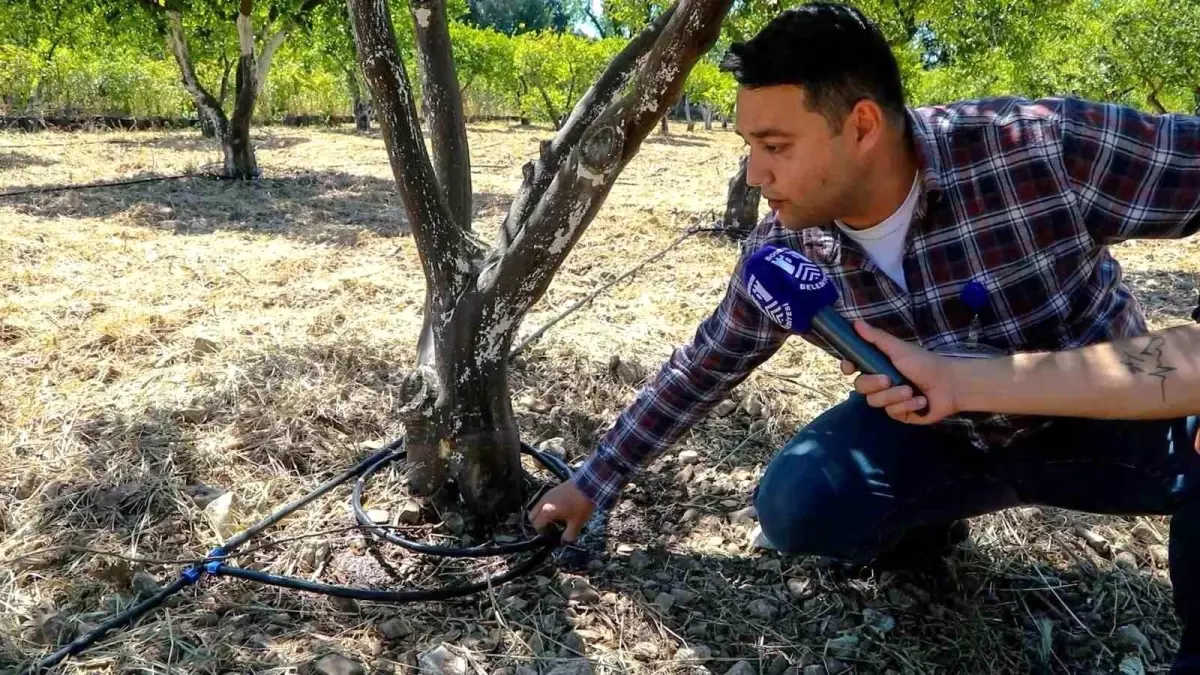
[{"xmin": 574, "ymin": 96, "xmax": 1200, "ymax": 510}]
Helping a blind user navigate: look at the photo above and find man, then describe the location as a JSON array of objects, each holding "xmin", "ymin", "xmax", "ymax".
[{"xmin": 529, "ymin": 1, "xmax": 1200, "ymax": 669}]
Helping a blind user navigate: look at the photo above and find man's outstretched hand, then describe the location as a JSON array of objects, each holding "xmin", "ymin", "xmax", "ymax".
[
  {"xmin": 840, "ymin": 320, "xmax": 962, "ymax": 424},
  {"xmin": 528, "ymin": 481, "xmax": 595, "ymax": 543}
]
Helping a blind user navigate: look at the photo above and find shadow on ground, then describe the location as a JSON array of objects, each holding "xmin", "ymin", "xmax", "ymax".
[
  {"xmin": 644, "ymin": 134, "xmax": 712, "ymax": 148},
  {"xmin": 96, "ymin": 133, "xmax": 312, "ymax": 152},
  {"xmin": 0, "ymin": 151, "xmax": 58, "ymax": 170},
  {"xmin": 1, "ymin": 170, "xmax": 515, "ymax": 244}
]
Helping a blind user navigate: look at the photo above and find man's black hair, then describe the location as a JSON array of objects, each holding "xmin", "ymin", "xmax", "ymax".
[{"xmin": 719, "ymin": 2, "xmax": 908, "ymax": 133}]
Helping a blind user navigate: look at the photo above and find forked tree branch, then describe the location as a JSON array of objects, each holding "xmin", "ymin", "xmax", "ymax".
[
  {"xmin": 347, "ymin": 0, "xmax": 481, "ymax": 301},
  {"xmin": 484, "ymin": 0, "xmax": 733, "ymax": 313},
  {"xmin": 492, "ymin": 3, "xmax": 677, "ymax": 256},
  {"xmin": 410, "ymin": 0, "xmax": 473, "ymax": 231},
  {"xmin": 163, "ymin": 10, "xmax": 227, "ymax": 134}
]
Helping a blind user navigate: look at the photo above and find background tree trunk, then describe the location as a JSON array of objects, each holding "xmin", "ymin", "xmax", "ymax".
[
  {"xmin": 722, "ymin": 154, "xmax": 760, "ymax": 237},
  {"xmin": 703, "ymin": 104, "xmax": 712, "ymax": 130},
  {"xmin": 684, "ymin": 94, "xmax": 694, "ymax": 131},
  {"xmin": 228, "ymin": 6, "xmax": 260, "ymax": 179},
  {"xmin": 347, "ymin": 0, "xmax": 734, "ymax": 519}
]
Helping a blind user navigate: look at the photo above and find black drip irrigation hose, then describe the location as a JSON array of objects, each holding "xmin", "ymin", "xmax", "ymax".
[{"xmin": 25, "ymin": 437, "xmax": 569, "ymax": 674}]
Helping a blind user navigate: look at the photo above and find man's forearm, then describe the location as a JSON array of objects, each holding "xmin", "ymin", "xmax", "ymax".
[{"xmin": 955, "ymin": 323, "xmax": 1200, "ymax": 419}]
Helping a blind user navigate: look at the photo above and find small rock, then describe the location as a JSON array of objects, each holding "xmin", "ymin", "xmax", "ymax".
[
  {"xmin": 1116, "ymin": 625, "xmax": 1151, "ymax": 652},
  {"xmin": 1074, "ymin": 525, "xmax": 1111, "ymax": 557},
  {"xmin": 632, "ymin": 641, "xmax": 659, "ymax": 660},
  {"xmin": 675, "ymin": 645, "xmax": 711, "ymax": 662},
  {"xmin": 130, "ymin": 570, "xmax": 161, "ymax": 597},
  {"xmin": 193, "ymin": 337, "xmax": 221, "ymax": 355},
  {"xmin": 1115, "ymin": 551, "xmax": 1139, "ymax": 571},
  {"xmin": 803, "ymin": 667, "xmax": 824, "ymax": 675},
  {"xmin": 180, "ymin": 408, "xmax": 210, "ymax": 424},
  {"xmin": 749, "ymin": 598, "xmax": 779, "ymax": 620},
  {"xmin": 366, "ymin": 509, "xmax": 389, "ymax": 525},
  {"xmin": 725, "ymin": 660, "xmax": 756, "ymax": 675},
  {"xmin": 757, "ymin": 558, "xmax": 782, "ymax": 575},
  {"xmin": 713, "ymin": 400, "xmax": 738, "ymax": 417},
  {"xmin": 311, "ymin": 654, "xmax": 366, "ymax": 675},
  {"xmin": 186, "ymin": 484, "xmax": 225, "ymax": 509},
  {"xmin": 515, "ymin": 668, "xmax": 537, "ymax": 675},
  {"xmin": 654, "ymin": 592, "xmax": 675, "ymax": 613},
  {"xmin": 397, "ymin": 500, "xmax": 422, "ymax": 525},
  {"xmin": 332, "ymin": 597, "xmax": 359, "ymax": 614},
  {"xmin": 611, "ymin": 356, "xmax": 646, "ymax": 385},
  {"xmin": 863, "ymin": 608, "xmax": 896, "ymax": 635},
  {"xmin": 1132, "ymin": 520, "xmax": 1165, "ymax": 545},
  {"xmin": 750, "ymin": 420, "xmax": 769, "ymax": 434},
  {"xmin": 560, "ymin": 577, "xmax": 600, "ymax": 604},
  {"xmin": 742, "ymin": 394, "xmax": 764, "ymax": 418},
  {"xmin": 681, "ymin": 508, "xmax": 699, "ymax": 523},
  {"xmin": 538, "ymin": 437, "xmax": 566, "ymax": 458},
  {"xmin": 560, "ymin": 631, "xmax": 586, "ymax": 657},
  {"xmin": 1149, "ymin": 545, "xmax": 1169, "ymax": 567},
  {"xmin": 373, "ymin": 661, "xmax": 395, "ymax": 675},
  {"xmin": 675, "ymin": 465, "xmax": 695, "ymax": 484},
  {"xmin": 826, "ymin": 634, "xmax": 860, "ymax": 658},
  {"xmin": 768, "ymin": 654, "xmax": 790, "ymax": 675},
  {"xmin": 544, "ymin": 659, "xmax": 591, "ymax": 675},
  {"xmin": 730, "ymin": 506, "xmax": 757, "ymax": 527},
  {"xmin": 824, "ymin": 658, "xmax": 849, "ymax": 674},
  {"xmin": 629, "ymin": 549, "xmax": 651, "ymax": 572},
  {"xmin": 443, "ymin": 512, "xmax": 465, "ymax": 534},
  {"xmin": 678, "ymin": 450, "xmax": 700, "ymax": 465},
  {"xmin": 418, "ymin": 644, "xmax": 468, "ymax": 675},
  {"xmin": 204, "ymin": 492, "xmax": 235, "ymax": 538},
  {"xmin": 378, "ymin": 618, "xmax": 413, "ymax": 641},
  {"xmin": 686, "ymin": 621, "xmax": 708, "ymax": 638},
  {"xmin": 1119, "ymin": 655, "xmax": 1146, "ymax": 675},
  {"xmin": 787, "ymin": 578, "xmax": 811, "ymax": 600},
  {"xmin": 350, "ymin": 535, "xmax": 367, "ymax": 556},
  {"xmin": 670, "ymin": 588, "xmax": 697, "ymax": 606}
]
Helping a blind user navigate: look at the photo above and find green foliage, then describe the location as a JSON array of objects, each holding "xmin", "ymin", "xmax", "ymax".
[{"xmin": 2, "ymin": 0, "xmax": 1196, "ymax": 123}]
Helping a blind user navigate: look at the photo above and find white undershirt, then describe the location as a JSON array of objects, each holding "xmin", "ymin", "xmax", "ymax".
[{"xmin": 835, "ymin": 172, "xmax": 920, "ymax": 292}]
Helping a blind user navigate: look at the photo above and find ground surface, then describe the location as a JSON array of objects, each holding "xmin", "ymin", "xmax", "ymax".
[{"xmin": 1, "ymin": 122, "xmax": 1198, "ymax": 675}]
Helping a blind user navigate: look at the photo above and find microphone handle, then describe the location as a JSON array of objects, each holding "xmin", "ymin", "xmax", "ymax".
[{"xmin": 811, "ymin": 309, "xmax": 930, "ymax": 415}]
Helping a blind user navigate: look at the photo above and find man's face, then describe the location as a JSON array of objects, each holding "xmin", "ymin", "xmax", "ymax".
[{"xmin": 734, "ymin": 85, "xmax": 862, "ymax": 230}]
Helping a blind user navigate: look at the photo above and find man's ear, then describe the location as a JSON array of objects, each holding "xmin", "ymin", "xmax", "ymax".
[{"xmin": 848, "ymin": 99, "xmax": 885, "ymax": 150}]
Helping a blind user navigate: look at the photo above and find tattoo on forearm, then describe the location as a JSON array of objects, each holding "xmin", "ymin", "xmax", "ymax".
[{"xmin": 1121, "ymin": 336, "xmax": 1176, "ymax": 402}]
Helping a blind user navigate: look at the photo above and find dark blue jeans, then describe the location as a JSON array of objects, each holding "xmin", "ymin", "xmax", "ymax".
[{"xmin": 754, "ymin": 394, "xmax": 1200, "ymax": 672}]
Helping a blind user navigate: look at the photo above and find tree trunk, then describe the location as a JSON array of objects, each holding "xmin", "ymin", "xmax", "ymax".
[
  {"xmin": 660, "ymin": 114, "xmax": 669, "ymax": 135},
  {"xmin": 722, "ymin": 154, "xmax": 760, "ymax": 237},
  {"xmin": 1148, "ymin": 89, "xmax": 1168, "ymax": 114},
  {"xmin": 197, "ymin": 101, "xmax": 219, "ymax": 138},
  {"xmin": 411, "ymin": 0, "xmax": 472, "ymax": 229},
  {"xmin": 703, "ymin": 104, "xmax": 712, "ymax": 130},
  {"xmin": 347, "ymin": 0, "xmax": 734, "ymax": 519},
  {"xmin": 166, "ymin": 10, "xmax": 232, "ymax": 160},
  {"xmin": 684, "ymin": 94, "xmax": 694, "ymax": 131},
  {"xmin": 228, "ymin": 6, "xmax": 261, "ymax": 179}
]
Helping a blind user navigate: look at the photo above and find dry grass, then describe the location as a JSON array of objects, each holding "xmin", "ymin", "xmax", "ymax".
[{"xmin": 1, "ymin": 121, "xmax": 1198, "ymax": 675}]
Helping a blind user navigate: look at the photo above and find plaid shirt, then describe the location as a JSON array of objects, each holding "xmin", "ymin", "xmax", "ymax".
[{"xmin": 574, "ymin": 95, "xmax": 1200, "ymax": 511}]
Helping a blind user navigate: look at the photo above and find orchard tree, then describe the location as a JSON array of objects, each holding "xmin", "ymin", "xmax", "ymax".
[
  {"xmin": 346, "ymin": 0, "xmax": 734, "ymax": 516},
  {"xmin": 137, "ymin": 0, "xmax": 326, "ymax": 178}
]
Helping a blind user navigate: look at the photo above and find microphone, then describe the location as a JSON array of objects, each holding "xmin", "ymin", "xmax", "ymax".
[{"xmin": 740, "ymin": 245, "xmax": 928, "ymax": 410}]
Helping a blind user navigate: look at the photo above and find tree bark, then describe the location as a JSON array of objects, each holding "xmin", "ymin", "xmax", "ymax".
[
  {"xmin": 347, "ymin": 0, "xmax": 734, "ymax": 519},
  {"xmin": 722, "ymin": 154, "xmax": 760, "ymax": 237},
  {"xmin": 229, "ymin": 4, "xmax": 261, "ymax": 179},
  {"xmin": 703, "ymin": 104, "xmax": 712, "ymax": 130},
  {"xmin": 684, "ymin": 94, "xmax": 694, "ymax": 131},
  {"xmin": 410, "ymin": 0, "xmax": 472, "ymax": 230},
  {"xmin": 165, "ymin": 10, "xmax": 232, "ymax": 164},
  {"xmin": 347, "ymin": 68, "xmax": 371, "ymax": 130}
]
